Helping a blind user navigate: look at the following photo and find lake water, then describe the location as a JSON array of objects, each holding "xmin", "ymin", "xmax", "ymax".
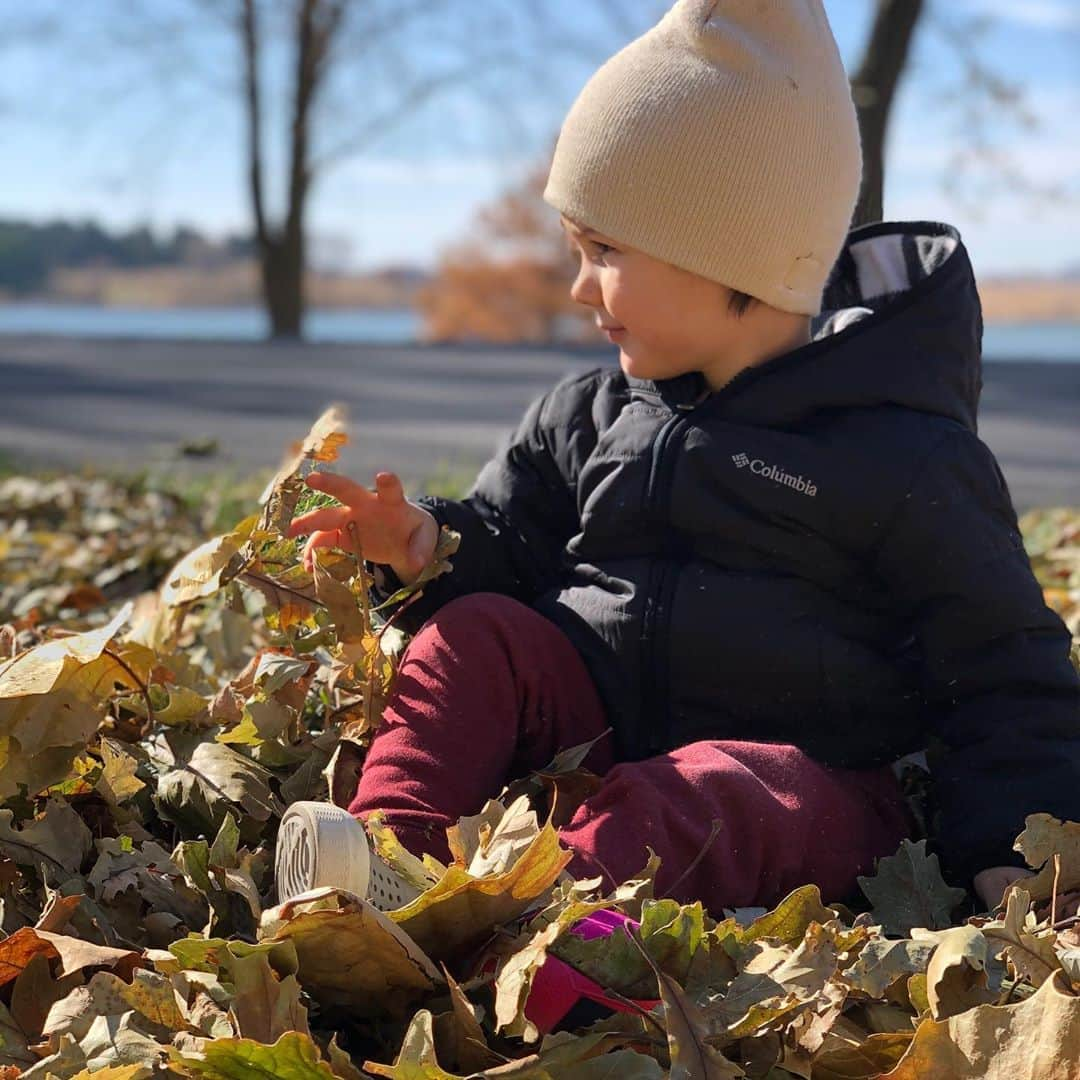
[{"xmin": 0, "ymin": 302, "xmax": 1076, "ymax": 361}]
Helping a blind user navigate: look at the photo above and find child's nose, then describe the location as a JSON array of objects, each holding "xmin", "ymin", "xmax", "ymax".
[{"xmin": 569, "ymin": 263, "xmax": 602, "ymax": 307}]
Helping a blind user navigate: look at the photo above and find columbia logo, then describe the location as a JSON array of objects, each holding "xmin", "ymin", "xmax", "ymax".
[{"xmin": 732, "ymin": 452, "xmax": 818, "ymax": 497}]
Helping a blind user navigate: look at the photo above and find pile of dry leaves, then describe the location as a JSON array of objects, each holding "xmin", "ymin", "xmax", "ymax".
[{"xmin": 1, "ymin": 405, "xmax": 1079, "ymax": 1080}]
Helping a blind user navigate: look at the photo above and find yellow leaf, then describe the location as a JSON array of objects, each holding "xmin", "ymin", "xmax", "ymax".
[
  {"xmin": 43, "ymin": 969, "xmax": 186, "ymax": 1041},
  {"xmin": 119, "ymin": 684, "xmax": 209, "ymax": 727},
  {"xmin": 882, "ymin": 970, "xmax": 1080, "ymax": 1079},
  {"xmin": 171, "ymin": 1030, "xmax": 338, "ymax": 1080},
  {"xmin": 96, "ymin": 738, "xmax": 145, "ymax": 806},
  {"xmin": 1014, "ymin": 814, "xmax": 1080, "ymax": 902},
  {"xmin": 392, "ymin": 810, "xmax": 572, "ymax": 962},
  {"xmin": 258, "ymin": 887, "xmax": 441, "ymax": 1016},
  {"xmin": 735, "ymin": 885, "xmax": 837, "ymax": 947},
  {"xmin": 157, "ymin": 514, "xmax": 258, "ymax": 610},
  {"xmin": 264, "ymin": 405, "xmax": 350, "ymax": 495},
  {"xmin": 215, "ymin": 714, "xmax": 264, "ymax": 747},
  {"xmin": 0, "ymin": 601, "xmax": 133, "ymax": 699},
  {"xmin": 0, "ymin": 604, "xmax": 137, "ymax": 800},
  {"xmin": 66, "ymin": 1067, "xmax": 152, "ymax": 1080},
  {"xmin": 911, "ymin": 925, "xmax": 994, "ymax": 1020}
]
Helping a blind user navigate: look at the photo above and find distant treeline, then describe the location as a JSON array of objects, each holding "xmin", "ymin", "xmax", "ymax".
[{"xmin": 0, "ymin": 219, "xmax": 254, "ymax": 296}]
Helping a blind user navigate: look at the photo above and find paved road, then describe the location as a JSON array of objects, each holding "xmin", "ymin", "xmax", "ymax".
[{"xmin": 0, "ymin": 335, "xmax": 1077, "ymax": 512}]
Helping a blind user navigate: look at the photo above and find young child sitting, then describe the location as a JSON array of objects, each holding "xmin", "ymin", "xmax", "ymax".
[{"xmin": 276, "ymin": 0, "xmax": 1080, "ymax": 916}]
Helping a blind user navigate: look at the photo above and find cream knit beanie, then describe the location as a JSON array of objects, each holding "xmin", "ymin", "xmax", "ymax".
[{"xmin": 543, "ymin": 0, "xmax": 863, "ymax": 317}]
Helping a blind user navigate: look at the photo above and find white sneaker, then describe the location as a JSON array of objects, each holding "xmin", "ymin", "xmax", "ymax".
[{"xmin": 275, "ymin": 802, "xmax": 422, "ymax": 912}]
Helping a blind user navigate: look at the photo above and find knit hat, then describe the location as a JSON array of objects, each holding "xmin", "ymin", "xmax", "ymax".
[{"xmin": 542, "ymin": 0, "xmax": 863, "ymax": 317}]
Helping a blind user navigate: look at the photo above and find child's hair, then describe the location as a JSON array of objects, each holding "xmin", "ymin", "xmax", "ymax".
[{"xmin": 728, "ymin": 289, "xmax": 756, "ymax": 318}]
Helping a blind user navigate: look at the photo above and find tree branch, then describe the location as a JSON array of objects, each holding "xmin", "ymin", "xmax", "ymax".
[
  {"xmin": 240, "ymin": 0, "xmax": 270, "ymax": 248},
  {"xmin": 310, "ymin": 52, "xmax": 521, "ymax": 174}
]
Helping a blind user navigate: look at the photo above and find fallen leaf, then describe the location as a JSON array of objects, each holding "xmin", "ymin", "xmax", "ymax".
[
  {"xmin": 629, "ymin": 932, "xmax": 745, "ymax": 1079},
  {"xmin": 811, "ymin": 1031, "xmax": 913, "ymax": 1080},
  {"xmin": 96, "ymin": 737, "xmax": 146, "ymax": 806},
  {"xmin": 842, "ymin": 938, "xmax": 936, "ymax": 999},
  {"xmin": 1014, "ymin": 814, "xmax": 1080, "ymax": 903},
  {"xmin": 0, "ymin": 797, "xmax": 93, "ymax": 880},
  {"xmin": 258, "ymin": 887, "xmax": 441, "ymax": 1015},
  {"xmin": 911, "ymin": 925, "xmax": 994, "ymax": 1020},
  {"xmin": 392, "ymin": 806, "xmax": 572, "ymax": 962},
  {"xmin": 983, "ymin": 887, "xmax": 1063, "ymax": 988},
  {"xmin": 857, "ymin": 840, "xmax": 966, "ymax": 936},
  {"xmin": 172, "ymin": 1027, "xmax": 339, "ymax": 1080},
  {"xmin": 881, "ymin": 970, "xmax": 1080, "ymax": 1079},
  {"xmin": 0, "ymin": 603, "xmax": 136, "ymax": 800},
  {"xmin": 735, "ymin": 885, "xmax": 837, "ymax": 947},
  {"xmin": 156, "ymin": 740, "xmax": 282, "ymax": 838}
]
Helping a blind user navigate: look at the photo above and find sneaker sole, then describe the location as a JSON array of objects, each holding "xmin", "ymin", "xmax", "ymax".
[{"xmin": 275, "ymin": 801, "xmax": 421, "ymax": 912}]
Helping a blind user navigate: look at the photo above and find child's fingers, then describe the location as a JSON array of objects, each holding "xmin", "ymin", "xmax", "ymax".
[
  {"xmin": 306, "ymin": 471, "xmax": 374, "ymax": 507},
  {"xmin": 287, "ymin": 504, "xmax": 351, "ymax": 538},
  {"xmin": 374, "ymin": 471, "xmax": 406, "ymax": 505},
  {"xmin": 301, "ymin": 529, "xmax": 340, "ymax": 570}
]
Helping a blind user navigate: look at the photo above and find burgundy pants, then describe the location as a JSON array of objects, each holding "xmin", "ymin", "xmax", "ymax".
[{"xmin": 348, "ymin": 592, "xmax": 911, "ymax": 911}]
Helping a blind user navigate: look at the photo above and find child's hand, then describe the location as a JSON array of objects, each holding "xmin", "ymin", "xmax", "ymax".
[
  {"xmin": 286, "ymin": 470, "xmax": 439, "ymax": 585},
  {"xmin": 973, "ymin": 865, "xmax": 1033, "ymax": 910}
]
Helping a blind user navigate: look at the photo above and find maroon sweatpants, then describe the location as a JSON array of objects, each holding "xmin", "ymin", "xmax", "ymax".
[{"xmin": 348, "ymin": 592, "xmax": 912, "ymax": 911}]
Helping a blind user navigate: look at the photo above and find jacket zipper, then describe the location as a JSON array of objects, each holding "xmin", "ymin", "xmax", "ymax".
[
  {"xmin": 636, "ymin": 360, "xmax": 812, "ymax": 753},
  {"xmin": 639, "ymin": 400, "xmax": 699, "ymax": 755}
]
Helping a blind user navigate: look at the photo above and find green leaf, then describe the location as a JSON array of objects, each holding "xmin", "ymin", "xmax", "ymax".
[
  {"xmin": 171, "ymin": 1030, "xmax": 337, "ymax": 1080},
  {"xmin": 549, "ymin": 898, "xmax": 707, "ymax": 1001},
  {"xmin": 733, "ymin": 885, "xmax": 837, "ymax": 947}
]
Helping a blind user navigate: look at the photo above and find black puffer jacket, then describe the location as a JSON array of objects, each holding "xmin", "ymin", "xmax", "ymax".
[{"xmin": 371, "ymin": 219, "xmax": 1080, "ymax": 886}]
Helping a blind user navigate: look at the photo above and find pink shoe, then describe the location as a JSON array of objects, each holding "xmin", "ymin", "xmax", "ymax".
[{"xmin": 524, "ymin": 908, "xmax": 660, "ymax": 1034}]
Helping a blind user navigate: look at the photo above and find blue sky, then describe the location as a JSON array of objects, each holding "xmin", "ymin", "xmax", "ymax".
[{"xmin": 2, "ymin": 0, "xmax": 1077, "ymax": 278}]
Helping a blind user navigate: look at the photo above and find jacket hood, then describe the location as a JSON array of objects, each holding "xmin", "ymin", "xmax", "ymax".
[{"xmin": 630, "ymin": 220, "xmax": 985, "ymax": 433}]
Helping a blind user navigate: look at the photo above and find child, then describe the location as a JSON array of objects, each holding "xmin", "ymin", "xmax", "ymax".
[{"xmin": 277, "ymin": 0, "xmax": 1080, "ymax": 915}]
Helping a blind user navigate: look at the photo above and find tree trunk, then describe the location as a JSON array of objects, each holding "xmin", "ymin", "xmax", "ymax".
[
  {"xmin": 262, "ymin": 236, "xmax": 304, "ymax": 339},
  {"xmin": 849, "ymin": 0, "xmax": 925, "ymax": 228},
  {"xmin": 241, "ymin": 0, "xmax": 340, "ymax": 340}
]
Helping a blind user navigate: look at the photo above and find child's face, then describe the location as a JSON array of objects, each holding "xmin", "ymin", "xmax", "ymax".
[{"xmin": 560, "ymin": 215, "xmax": 749, "ymax": 387}]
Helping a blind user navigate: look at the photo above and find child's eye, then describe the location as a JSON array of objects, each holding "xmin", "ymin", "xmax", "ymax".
[{"xmin": 589, "ymin": 242, "xmax": 615, "ymax": 260}]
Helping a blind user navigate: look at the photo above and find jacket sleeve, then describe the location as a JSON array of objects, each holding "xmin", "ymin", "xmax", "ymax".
[
  {"xmin": 366, "ymin": 367, "xmax": 607, "ymax": 637},
  {"xmin": 871, "ymin": 425, "xmax": 1080, "ymax": 889}
]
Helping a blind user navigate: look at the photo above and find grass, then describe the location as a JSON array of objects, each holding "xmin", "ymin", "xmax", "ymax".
[{"xmin": 0, "ymin": 453, "xmax": 474, "ymax": 537}]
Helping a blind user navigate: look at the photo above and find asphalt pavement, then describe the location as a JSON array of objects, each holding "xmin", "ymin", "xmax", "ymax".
[{"xmin": 0, "ymin": 335, "xmax": 1076, "ymax": 512}]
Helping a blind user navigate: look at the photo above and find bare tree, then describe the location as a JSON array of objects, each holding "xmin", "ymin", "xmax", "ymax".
[
  {"xmin": 237, "ymin": 0, "xmax": 542, "ymax": 338},
  {"xmin": 4, "ymin": 0, "xmax": 606, "ymax": 339},
  {"xmin": 217, "ymin": 0, "xmax": 656, "ymax": 338},
  {"xmin": 849, "ymin": 0, "xmax": 926, "ymax": 226},
  {"xmin": 851, "ymin": 0, "xmax": 1073, "ymax": 227},
  {"xmin": 240, "ymin": 0, "xmax": 341, "ymax": 338}
]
